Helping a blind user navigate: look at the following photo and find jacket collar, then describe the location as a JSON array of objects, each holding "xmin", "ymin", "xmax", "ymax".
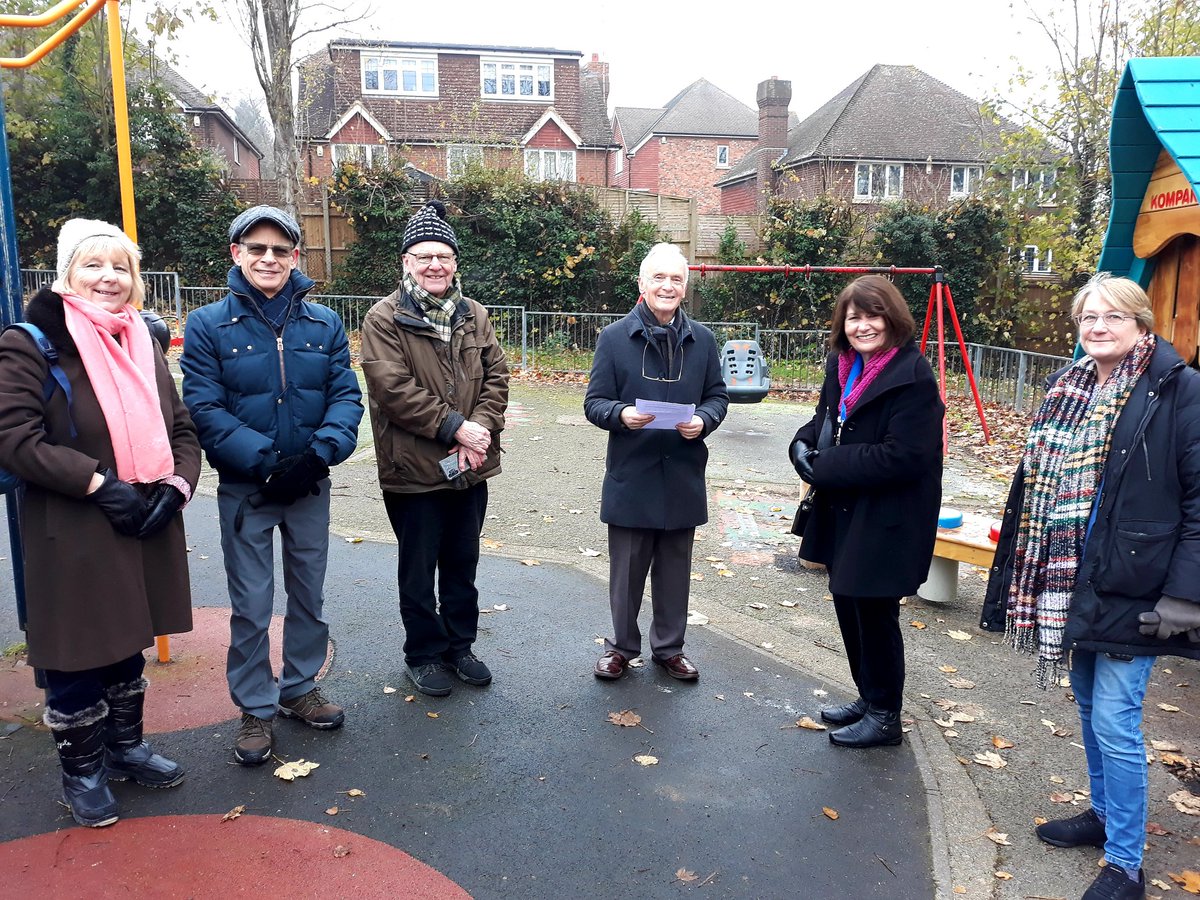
[
  {"xmin": 226, "ymin": 266, "xmax": 315, "ymax": 315},
  {"xmin": 622, "ymin": 305, "xmax": 694, "ymax": 342}
]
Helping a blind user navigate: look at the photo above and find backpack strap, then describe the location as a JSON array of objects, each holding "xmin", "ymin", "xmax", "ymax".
[{"xmin": 5, "ymin": 322, "xmax": 77, "ymax": 438}]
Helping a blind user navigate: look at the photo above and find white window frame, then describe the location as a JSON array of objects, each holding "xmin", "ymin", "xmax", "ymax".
[
  {"xmin": 481, "ymin": 56, "xmax": 553, "ymax": 101},
  {"xmin": 716, "ymin": 145, "xmax": 729, "ymax": 168},
  {"xmin": 854, "ymin": 162, "xmax": 903, "ymax": 201},
  {"xmin": 331, "ymin": 143, "xmax": 390, "ymax": 168},
  {"xmin": 447, "ymin": 144, "xmax": 484, "ymax": 178},
  {"xmin": 1012, "ymin": 168, "xmax": 1057, "ymax": 204},
  {"xmin": 524, "ymin": 148, "xmax": 576, "ymax": 182},
  {"xmin": 361, "ymin": 53, "xmax": 438, "ymax": 97},
  {"xmin": 233, "ymin": 140, "xmax": 241, "ymax": 165},
  {"xmin": 614, "ymin": 150, "xmax": 624, "ymax": 175},
  {"xmin": 949, "ymin": 165, "xmax": 982, "ymax": 198},
  {"xmin": 1021, "ymin": 244, "xmax": 1054, "ymax": 274}
]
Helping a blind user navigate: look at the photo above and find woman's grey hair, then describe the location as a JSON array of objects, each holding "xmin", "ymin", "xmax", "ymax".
[
  {"xmin": 639, "ymin": 242, "xmax": 690, "ymax": 286},
  {"xmin": 1072, "ymin": 272, "xmax": 1154, "ymax": 332}
]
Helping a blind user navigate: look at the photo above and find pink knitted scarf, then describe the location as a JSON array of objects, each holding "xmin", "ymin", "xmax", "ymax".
[
  {"xmin": 60, "ymin": 292, "xmax": 173, "ymax": 484},
  {"xmin": 837, "ymin": 345, "xmax": 900, "ymax": 416}
]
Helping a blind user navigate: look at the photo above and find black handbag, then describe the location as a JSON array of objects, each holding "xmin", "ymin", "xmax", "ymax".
[{"xmin": 791, "ymin": 486, "xmax": 815, "ymax": 536}]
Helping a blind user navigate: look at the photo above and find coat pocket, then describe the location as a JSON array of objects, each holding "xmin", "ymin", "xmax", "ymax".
[{"xmin": 1094, "ymin": 522, "xmax": 1178, "ymax": 599}]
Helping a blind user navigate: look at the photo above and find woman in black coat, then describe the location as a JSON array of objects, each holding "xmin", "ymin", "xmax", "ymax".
[
  {"xmin": 788, "ymin": 275, "xmax": 943, "ymax": 748},
  {"xmin": 982, "ymin": 274, "xmax": 1200, "ymax": 900}
]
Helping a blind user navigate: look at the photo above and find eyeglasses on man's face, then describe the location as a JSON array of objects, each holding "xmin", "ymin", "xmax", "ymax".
[
  {"xmin": 646, "ymin": 273, "xmax": 686, "ymax": 288},
  {"xmin": 406, "ymin": 252, "xmax": 457, "ymax": 267},
  {"xmin": 1074, "ymin": 312, "xmax": 1136, "ymax": 328},
  {"xmin": 239, "ymin": 242, "xmax": 295, "ymax": 259}
]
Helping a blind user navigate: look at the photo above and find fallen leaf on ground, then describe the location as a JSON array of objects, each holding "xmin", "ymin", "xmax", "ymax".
[
  {"xmin": 633, "ymin": 754, "xmax": 658, "ymax": 766},
  {"xmin": 520, "ymin": 559, "xmax": 540, "ymax": 566},
  {"xmin": 946, "ymin": 677, "xmax": 976, "ymax": 689},
  {"xmin": 1033, "ymin": 816, "xmax": 1048, "ymax": 825},
  {"xmin": 1050, "ymin": 776, "xmax": 1066, "ymax": 784},
  {"xmin": 704, "ymin": 556, "xmax": 722, "ymax": 562},
  {"xmin": 994, "ymin": 871, "xmax": 1013, "ymax": 880},
  {"xmin": 342, "ymin": 789, "xmax": 365, "ymax": 797},
  {"xmin": 748, "ymin": 602, "xmax": 768, "ymax": 610},
  {"xmin": 1168, "ymin": 870, "xmax": 1200, "ymax": 893},
  {"xmin": 687, "ymin": 612, "xmax": 709, "ymax": 626},
  {"xmin": 274, "ymin": 759, "xmax": 319, "ymax": 781},
  {"xmin": 778, "ymin": 600, "xmax": 798, "ymax": 608},
  {"xmin": 1049, "ymin": 791, "xmax": 1075, "ymax": 803},
  {"xmin": 383, "ymin": 686, "xmax": 396, "ymax": 694},
  {"xmin": 675, "ymin": 869, "xmax": 698, "ymax": 883},
  {"xmin": 690, "ymin": 573, "xmax": 704, "ymax": 581},
  {"xmin": 1168, "ymin": 789, "xmax": 1200, "ymax": 816},
  {"xmin": 984, "ymin": 827, "xmax": 1012, "ymax": 846},
  {"xmin": 609, "ymin": 710, "xmax": 642, "ymax": 727},
  {"xmin": 938, "ymin": 665, "xmax": 958, "ymax": 674},
  {"xmin": 325, "ymin": 807, "xmax": 339, "ymax": 816},
  {"xmin": 974, "ymin": 751, "xmax": 1007, "ymax": 769},
  {"xmin": 910, "ymin": 620, "xmax": 927, "ymax": 630},
  {"xmin": 493, "ymin": 604, "xmax": 509, "ymax": 611},
  {"xmin": 1159, "ymin": 703, "xmax": 1181, "ymax": 712},
  {"xmin": 344, "ymin": 537, "xmax": 362, "ymax": 544},
  {"xmin": 404, "ymin": 695, "xmax": 415, "ymax": 702},
  {"xmin": 333, "ymin": 845, "xmax": 350, "ymax": 858},
  {"xmin": 221, "ymin": 805, "xmax": 246, "ymax": 822},
  {"xmin": 1150, "ymin": 877, "xmax": 1173, "ymax": 890},
  {"xmin": 796, "ymin": 717, "xmax": 826, "ymax": 731},
  {"xmin": 482, "ymin": 539, "xmax": 503, "ymax": 549},
  {"xmin": 1146, "ymin": 822, "xmax": 1171, "ymax": 836},
  {"xmin": 946, "ymin": 630, "xmax": 972, "ymax": 641},
  {"xmin": 426, "ymin": 712, "xmax": 439, "ymax": 719},
  {"xmin": 1151, "ymin": 739, "xmax": 1181, "ymax": 752},
  {"xmin": 992, "ymin": 736, "xmax": 1015, "ymax": 750},
  {"xmin": 578, "ymin": 547, "xmax": 601, "ymax": 557},
  {"xmin": 822, "ymin": 807, "xmax": 839, "ymax": 820},
  {"xmin": 953, "ymin": 887, "xmax": 967, "ymax": 895}
]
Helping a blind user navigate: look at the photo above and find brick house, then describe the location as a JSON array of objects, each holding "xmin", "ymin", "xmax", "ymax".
[
  {"xmin": 717, "ymin": 65, "xmax": 1045, "ymax": 221},
  {"xmin": 611, "ymin": 79, "xmax": 761, "ymax": 213},
  {"xmin": 296, "ymin": 41, "xmax": 613, "ymax": 184},
  {"xmin": 145, "ymin": 58, "xmax": 265, "ymax": 179}
]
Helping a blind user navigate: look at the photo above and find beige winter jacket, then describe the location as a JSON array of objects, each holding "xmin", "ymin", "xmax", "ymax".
[{"xmin": 360, "ymin": 288, "xmax": 508, "ymax": 493}]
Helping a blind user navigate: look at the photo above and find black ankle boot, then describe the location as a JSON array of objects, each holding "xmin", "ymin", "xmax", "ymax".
[
  {"xmin": 820, "ymin": 698, "xmax": 866, "ymax": 727},
  {"xmin": 45, "ymin": 702, "xmax": 119, "ymax": 828},
  {"xmin": 104, "ymin": 678, "xmax": 184, "ymax": 788},
  {"xmin": 828, "ymin": 703, "xmax": 903, "ymax": 748}
]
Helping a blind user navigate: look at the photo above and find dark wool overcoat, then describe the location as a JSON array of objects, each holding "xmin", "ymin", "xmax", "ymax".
[
  {"xmin": 0, "ymin": 289, "xmax": 201, "ymax": 671},
  {"xmin": 584, "ymin": 307, "xmax": 729, "ymax": 530},
  {"xmin": 792, "ymin": 342, "xmax": 944, "ymax": 598},
  {"xmin": 981, "ymin": 338, "xmax": 1200, "ymax": 661}
]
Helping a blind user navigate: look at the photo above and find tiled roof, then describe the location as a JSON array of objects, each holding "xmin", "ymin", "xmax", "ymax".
[
  {"xmin": 579, "ymin": 68, "xmax": 615, "ymax": 146},
  {"xmin": 297, "ymin": 51, "xmax": 337, "ymax": 138},
  {"xmin": 780, "ymin": 64, "xmax": 1011, "ymax": 166},
  {"xmin": 714, "ymin": 147, "xmax": 780, "ymax": 187},
  {"xmin": 329, "ymin": 39, "xmax": 581, "ymax": 58},
  {"xmin": 615, "ymin": 79, "xmax": 757, "ymax": 151}
]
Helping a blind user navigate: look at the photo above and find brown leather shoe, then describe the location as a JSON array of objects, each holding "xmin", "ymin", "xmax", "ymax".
[
  {"xmin": 594, "ymin": 650, "xmax": 629, "ymax": 680},
  {"xmin": 278, "ymin": 687, "xmax": 345, "ymax": 729},
  {"xmin": 654, "ymin": 653, "xmax": 699, "ymax": 681}
]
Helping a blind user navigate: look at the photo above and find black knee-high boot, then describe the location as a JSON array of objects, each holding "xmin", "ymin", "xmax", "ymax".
[
  {"xmin": 44, "ymin": 702, "xmax": 119, "ymax": 828},
  {"xmin": 104, "ymin": 678, "xmax": 184, "ymax": 788}
]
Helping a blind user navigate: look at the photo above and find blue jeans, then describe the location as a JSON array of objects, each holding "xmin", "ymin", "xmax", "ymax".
[{"xmin": 1069, "ymin": 650, "xmax": 1155, "ymax": 872}]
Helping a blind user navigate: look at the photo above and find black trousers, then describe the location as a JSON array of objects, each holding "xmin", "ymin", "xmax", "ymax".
[
  {"xmin": 382, "ymin": 483, "xmax": 488, "ymax": 667},
  {"xmin": 43, "ymin": 652, "xmax": 145, "ymax": 716},
  {"xmin": 831, "ymin": 594, "xmax": 904, "ymax": 711}
]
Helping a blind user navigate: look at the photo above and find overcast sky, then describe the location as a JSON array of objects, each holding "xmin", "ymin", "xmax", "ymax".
[{"xmin": 139, "ymin": 0, "xmax": 1070, "ymax": 126}]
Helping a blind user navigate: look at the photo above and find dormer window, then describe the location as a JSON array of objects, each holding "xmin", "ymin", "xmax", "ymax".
[
  {"xmin": 481, "ymin": 57, "xmax": 552, "ymax": 101},
  {"xmin": 362, "ymin": 53, "xmax": 437, "ymax": 96}
]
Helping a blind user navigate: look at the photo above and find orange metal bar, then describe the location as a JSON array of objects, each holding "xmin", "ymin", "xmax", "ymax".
[
  {"xmin": 0, "ymin": 0, "xmax": 105, "ymax": 69},
  {"xmin": 0, "ymin": 0, "xmax": 88, "ymax": 28},
  {"xmin": 105, "ymin": 0, "xmax": 136, "ymax": 243}
]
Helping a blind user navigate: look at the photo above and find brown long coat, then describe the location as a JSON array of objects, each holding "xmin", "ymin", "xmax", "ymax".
[{"xmin": 0, "ymin": 290, "xmax": 200, "ymax": 672}]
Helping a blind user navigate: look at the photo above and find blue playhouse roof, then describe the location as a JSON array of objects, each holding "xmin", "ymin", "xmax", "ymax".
[{"xmin": 1098, "ymin": 57, "xmax": 1200, "ymax": 283}]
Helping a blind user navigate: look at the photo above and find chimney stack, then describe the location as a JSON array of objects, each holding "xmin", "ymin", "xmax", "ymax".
[
  {"xmin": 584, "ymin": 52, "xmax": 610, "ymax": 105},
  {"xmin": 756, "ymin": 77, "xmax": 792, "ymax": 210}
]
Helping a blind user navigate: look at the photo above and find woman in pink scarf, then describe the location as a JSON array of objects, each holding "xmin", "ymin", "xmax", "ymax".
[
  {"xmin": 0, "ymin": 219, "xmax": 200, "ymax": 827},
  {"xmin": 787, "ymin": 275, "xmax": 944, "ymax": 748}
]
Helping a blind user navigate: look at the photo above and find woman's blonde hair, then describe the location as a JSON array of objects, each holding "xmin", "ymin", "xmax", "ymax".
[
  {"xmin": 63, "ymin": 234, "xmax": 146, "ymax": 308},
  {"xmin": 1071, "ymin": 272, "xmax": 1153, "ymax": 332}
]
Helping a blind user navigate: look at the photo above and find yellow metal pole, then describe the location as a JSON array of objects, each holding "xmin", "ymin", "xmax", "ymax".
[
  {"xmin": 104, "ymin": 0, "xmax": 136, "ymax": 243},
  {"xmin": 0, "ymin": 0, "xmax": 104, "ymax": 69},
  {"xmin": 0, "ymin": 0, "xmax": 88, "ymax": 28}
]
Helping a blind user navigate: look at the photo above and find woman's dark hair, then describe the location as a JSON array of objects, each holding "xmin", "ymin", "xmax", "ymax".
[{"xmin": 828, "ymin": 275, "xmax": 916, "ymax": 353}]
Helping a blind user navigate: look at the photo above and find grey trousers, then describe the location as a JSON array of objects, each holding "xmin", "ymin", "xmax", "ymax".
[
  {"xmin": 217, "ymin": 480, "xmax": 332, "ymax": 720},
  {"xmin": 605, "ymin": 525, "xmax": 695, "ymax": 660}
]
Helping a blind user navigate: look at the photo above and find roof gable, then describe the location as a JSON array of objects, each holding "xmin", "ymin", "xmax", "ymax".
[
  {"xmin": 522, "ymin": 108, "xmax": 583, "ymax": 146},
  {"xmin": 326, "ymin": 101, "xmax": 392, "ymax": 141}
]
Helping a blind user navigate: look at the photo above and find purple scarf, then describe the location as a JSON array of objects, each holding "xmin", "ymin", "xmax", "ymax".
[{"xmin": 837, "ymin": 345, "xmax": 900, "ymax": 416}]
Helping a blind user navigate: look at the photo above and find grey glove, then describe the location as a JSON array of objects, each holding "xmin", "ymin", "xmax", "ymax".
[
  {"xmin": 789, "ymin": 438, "xmax": 818, "ymax": 483},
  {"xmin": 1137, "ymin": 595, "xmax": 1200, "ymax": 642}
]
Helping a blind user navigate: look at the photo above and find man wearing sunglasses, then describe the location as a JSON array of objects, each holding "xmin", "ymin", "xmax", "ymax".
[
  {"xmin": 585, "ymin": 243, "xmax": 728, "ymax": 682},
  {"xmin": 181, "ymin": 206, "xmax": 363, "ymax": 766},
  {"xmin": 360, "ymin": 200, "xmax": 509, "ymax": 698}
]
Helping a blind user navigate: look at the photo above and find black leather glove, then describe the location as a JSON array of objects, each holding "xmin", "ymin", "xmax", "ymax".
[
  {"xmin": 1138, "ymin": 595, "xmax": 1200, "ymax": 642},
  {"xmin": 789, "ymin": 438, "xmax": 818, "ymax": 483},
  {"xmin": 138, "ymin": 483, "xmax": 186, "ymax": 539},
  {"xmin": 90, "ymin": 468, "xmax": 149, "ymax": 537},
  {"xmin": 261, "ymin": 450, "xmax": 329, "ymax": 506}
]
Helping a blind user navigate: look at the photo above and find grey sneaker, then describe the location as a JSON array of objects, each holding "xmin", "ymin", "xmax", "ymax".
[
  {"xmin": 406, "ymin": 663, "xmax": 453, "ymax": 697},
  {"xmin": 449, "ymin": 653, "xmax": 492, "ymax": 686},
  {"xmin": 233, "ymin": 713, "xmax": 274, "ymax": 766},
  {"xmin": 278, "ymin": 687, "xmax": 345, "ymax": 730}
]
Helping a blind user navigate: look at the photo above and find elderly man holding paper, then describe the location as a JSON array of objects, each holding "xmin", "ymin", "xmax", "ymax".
[{"xmin": 584, "ymin": 243, "xmax": 729, "ymax": 681}]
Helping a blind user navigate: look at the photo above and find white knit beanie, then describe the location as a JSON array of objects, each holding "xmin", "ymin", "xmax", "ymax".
[{"xmin": 55, "ymin": 219, "xmax": 141, "ymax": 279}]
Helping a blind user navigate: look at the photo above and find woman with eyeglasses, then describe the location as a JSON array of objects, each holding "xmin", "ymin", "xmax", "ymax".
[
  {"xmin": 787, "ymin": 275, "xmax": 943, "ymax": 748},
  {"xmin": 983, "ymin": 273, "xmax": 1200, "ymax": 900}
]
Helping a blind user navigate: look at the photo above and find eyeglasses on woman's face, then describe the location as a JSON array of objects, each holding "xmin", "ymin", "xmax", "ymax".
[{"xmin": 1073, "ymin": 312, "xmax": 1136, "ymax": 329}]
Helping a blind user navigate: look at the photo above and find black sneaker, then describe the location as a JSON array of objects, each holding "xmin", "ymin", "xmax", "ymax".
[
  {"xmin": 1036, "ymin": 808, "xmax": 1106, "ymax": 848},
  {"xmin": 448, "ymin": 653, "xmax": 492, "ymax": 686},
  {"xmin": 1082, "ymin": 864, "xmax": 1144, "ymax": 900},
  {"xmin": 406, "ymin": 663, "xmax": 453, "ymax": 697}
]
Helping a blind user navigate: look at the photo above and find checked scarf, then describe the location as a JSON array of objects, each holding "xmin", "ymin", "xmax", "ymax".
[
  {"xmin": 404, "ymin": 271, "xmax": 461, "ymax": 342},
  {"xmin": 1005, "ymin": 331, "xmax": 1156, "ymax": 687}
]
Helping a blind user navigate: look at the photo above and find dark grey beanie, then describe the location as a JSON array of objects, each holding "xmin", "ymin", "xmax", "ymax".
[
  {"xmin": 229, "ymin": 205, "xmax": 302, "ymax": 245},
  {"xmin": 401, "ymin": 200, "xmax": 458, "ymax": 254}
]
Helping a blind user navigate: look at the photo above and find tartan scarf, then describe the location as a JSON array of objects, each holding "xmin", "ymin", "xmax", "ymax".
[
  {"xmin": 1006, "ymin": 331, "xmax": 1156, "ymax": 687},
  {"xmin": 403, "ymin": 272, "xmax": 461, "ymax": 343}
]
